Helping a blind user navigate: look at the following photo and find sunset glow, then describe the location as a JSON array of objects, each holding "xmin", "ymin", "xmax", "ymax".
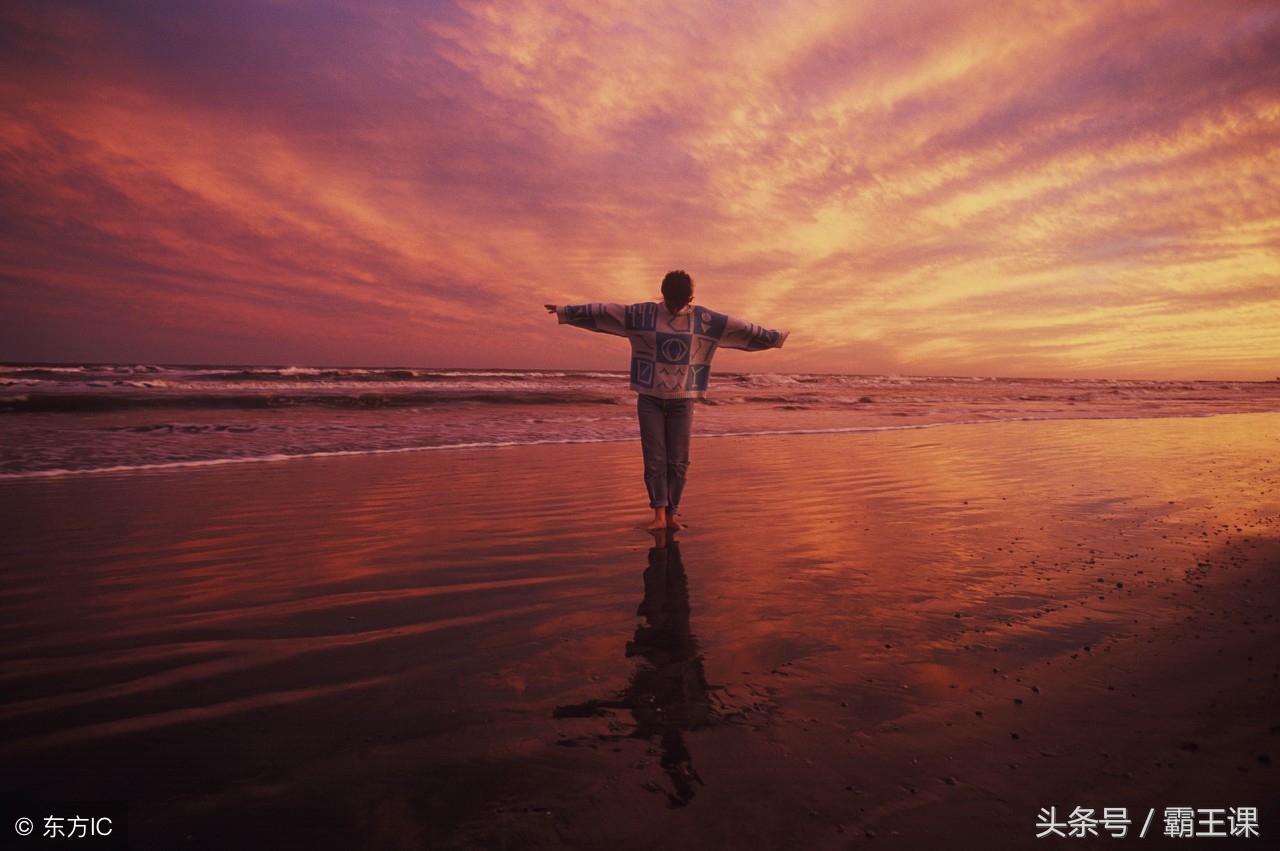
[{"xmin": 2, "ymin": 1, "xmax": 1278, "ymax": 378}]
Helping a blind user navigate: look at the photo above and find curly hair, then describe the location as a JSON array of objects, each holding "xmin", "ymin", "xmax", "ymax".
[{"xmin": 660, "ymin": 270, "xmax": 693, "ymax": 307}]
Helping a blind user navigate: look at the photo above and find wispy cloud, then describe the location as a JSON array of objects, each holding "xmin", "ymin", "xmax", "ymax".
[{"xmin": 2, "ymin": 0, "xmax": 1277, "ymax": 376}]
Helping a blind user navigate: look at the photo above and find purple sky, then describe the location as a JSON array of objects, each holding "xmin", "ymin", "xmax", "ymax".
[{"xmin": 2, "ymin": 0, "xmax": 1278, "ymax": 377}]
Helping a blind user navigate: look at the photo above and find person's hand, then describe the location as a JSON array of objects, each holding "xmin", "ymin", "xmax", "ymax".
[{"xmin": 544, "ymin": 304, "xmax": 557, "ymax": 314}]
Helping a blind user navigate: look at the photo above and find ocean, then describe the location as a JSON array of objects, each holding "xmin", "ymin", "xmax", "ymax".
[{"xmin": 3, "ymin": 363, "xmax": 1279, "ymax": 478}]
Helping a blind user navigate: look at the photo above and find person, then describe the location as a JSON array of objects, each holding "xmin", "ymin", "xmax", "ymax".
[{"xmin": 545, "ymin": 270, "xmax": 788, "ymax": 530}]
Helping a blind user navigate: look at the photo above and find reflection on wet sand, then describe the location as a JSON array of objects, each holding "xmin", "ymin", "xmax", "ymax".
[
  {"xmin": 5, "ymin": 416, "xmax": 1277, "ymax": 848},
  {"xmin": 554, "ymin": 529, "xmax": 712, "ymax": 807}
]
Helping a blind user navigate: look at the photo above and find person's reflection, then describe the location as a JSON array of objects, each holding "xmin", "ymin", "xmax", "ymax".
[{"xmin": 554, "ymin": 529, "xmax": 712, "ymax": 808}]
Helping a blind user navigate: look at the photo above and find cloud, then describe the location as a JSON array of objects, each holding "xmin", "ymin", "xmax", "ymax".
[{"xmin": 1, "ymin": 0, "xmax": 1277, "ymax": 377}]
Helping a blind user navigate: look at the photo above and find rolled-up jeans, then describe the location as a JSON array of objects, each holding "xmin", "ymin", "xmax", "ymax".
[{"xmin": 636, "ymin": 393, "xmax": 693, "ymax": 514}]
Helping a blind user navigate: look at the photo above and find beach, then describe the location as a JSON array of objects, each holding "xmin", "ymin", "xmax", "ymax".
[{"xmin": 2, "ymin": 413, "xmax": 1277, "ymax": 848}]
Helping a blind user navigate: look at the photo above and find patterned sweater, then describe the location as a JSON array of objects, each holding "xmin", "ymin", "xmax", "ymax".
[{"xmin": 557, "ymin": 302, "xmax": 789, "ymax": 399}]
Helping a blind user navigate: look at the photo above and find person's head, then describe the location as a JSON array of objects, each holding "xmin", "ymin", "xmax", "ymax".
[{"xmin": 661, "ymin": 270, "xmax": 694, "ymax": 312}]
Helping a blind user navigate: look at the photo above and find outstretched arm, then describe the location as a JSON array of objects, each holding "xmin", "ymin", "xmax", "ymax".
[
  {"xmin": 547, "ymin": 302, "xmax": 630, "ymax": 336},
  {"xmin": 718, "ymin": 312, "xmax": 789, "ymax": 351}
]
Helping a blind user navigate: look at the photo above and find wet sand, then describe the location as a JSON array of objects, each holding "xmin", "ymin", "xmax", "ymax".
[{"xmin": 1, "ymin": 413, "xmax": 1278, "ymax": 849}]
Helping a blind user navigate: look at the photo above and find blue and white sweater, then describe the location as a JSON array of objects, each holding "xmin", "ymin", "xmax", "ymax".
[{"xmin": 557, "ymin": 302, "xmax": 789, "ymax": 399}]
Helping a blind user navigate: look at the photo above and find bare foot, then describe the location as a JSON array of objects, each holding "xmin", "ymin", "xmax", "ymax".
[
  {"xmin": 645, "ymin": 508, "xmax": 668, "ymax": 531},
  {"xmin": 666, "ymin": 517, "xmax": 686, "ymax": 530}
]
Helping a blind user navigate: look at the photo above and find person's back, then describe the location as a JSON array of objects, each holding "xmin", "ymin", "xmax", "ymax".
[{"xmin": 546, "ymin": 270, "xmax": 788, "ymax": 529}]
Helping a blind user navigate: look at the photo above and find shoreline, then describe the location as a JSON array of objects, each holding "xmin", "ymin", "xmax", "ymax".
[
  {"xmin": 2, "ymin": 408, "xmax": 1276, "ymax": 482},
  {"xmin": 2, "ymin": 415, "xmax": 1277, "ymax": 848}
]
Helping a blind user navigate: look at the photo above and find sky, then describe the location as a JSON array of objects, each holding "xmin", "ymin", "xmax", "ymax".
[{"xmin": 2, "ymin": 1, "xmax": 1278, "ymax": 379}]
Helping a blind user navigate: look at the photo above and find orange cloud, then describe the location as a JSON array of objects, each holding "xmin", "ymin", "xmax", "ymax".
[{"xmin": 1, "ymin": 1, "xmax": 1277, "ymax": 377}]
